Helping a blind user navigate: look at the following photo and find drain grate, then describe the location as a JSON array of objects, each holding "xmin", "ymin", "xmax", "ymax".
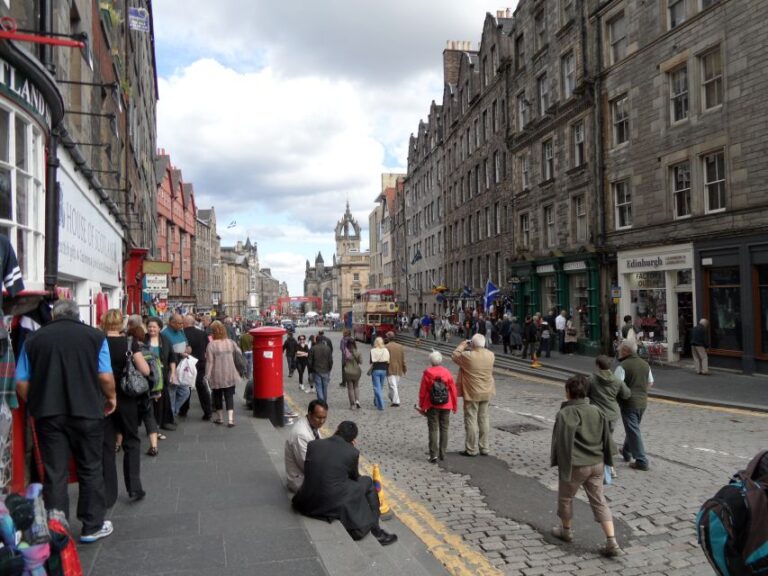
[{"xmin": 497, "ymin": 423, "xmax": 545, "ymax": 435}]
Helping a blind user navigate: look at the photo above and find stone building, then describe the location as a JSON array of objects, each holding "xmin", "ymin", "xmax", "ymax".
[
  {"xmin": 194, "ymin": 214, "xmax": 212, "ymax": 312},
  {"xmin": 220, "ymin": 247, "xmax": 249, "ymax": 319},
  {"xmin": 257, "ymin": 268, "xmax": 281, "ymax": 315},
  {"xmin": 369, "ymin": 173, "xmax": 403, "ymax": 292},
  {"xmin": 197, "ymin": 208, "xmax": 222, "ymax": 313},
  {"xmin": 505, "ymin": 0, "xmax": 600, "ymax": 351},
  {"xmin": 593, "ymin": 0, "xmax": 768, "ymax": 372},
  {"xmin": 304, "ymin": 204, "xmax": 369, "ymax": 316}
]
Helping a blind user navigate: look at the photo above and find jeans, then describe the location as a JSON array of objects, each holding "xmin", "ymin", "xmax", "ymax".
[
  {"xmin": 170, "ymin": 384, "xmax": 192, "ymax": 415},
  {"xmin": 539, "ymin": 337, "xmax": 551, "ymax": 358},
  {"xmin": 621, "ymin": 407, "xmax": 648, "ymax": 466},
  {"xmin": 427, "ymin": 408, "xmax": 451, "ymax": 460},
  {"xmin": 371, "ymin": 369, "xmax": 387, "ymax": 410},
  {"xmin": 463, "ymin": 400, "xmax": 490, "ymax": 455},
  {"xmin": 35, "ymin": 416, "xmax": 106, "ymax": 534},
  {"xmin": 314, "ymin": 372, "xmax": 330, "ymax": 402}
]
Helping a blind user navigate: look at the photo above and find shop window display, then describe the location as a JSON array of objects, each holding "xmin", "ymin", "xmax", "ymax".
[
  {"xmin": 541, "ymin": 275, "xmax": 557, "ymax": 315},
  {"xmin": 629, "ymin": 271, "xmax": 666, "ymax": 342},
  {"xmin": 569, "ymin": 273, "xmax": 589, "ymax": 337},
  {"xmin": 758, "ymin": 266, "xmax": 768, "ymax": 355},
  {"xmin": 707, "ymin": 266, "xmax": 741, "ymax": 351}
]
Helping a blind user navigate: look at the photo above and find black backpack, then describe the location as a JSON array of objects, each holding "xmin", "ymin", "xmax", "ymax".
[
  {"xmin": 430, "ymin": 377, "xmax": 449, "ymax": 405},
  {"xmin": 696, "ymin": 450, "xmax": 768, "ymax": 576}
]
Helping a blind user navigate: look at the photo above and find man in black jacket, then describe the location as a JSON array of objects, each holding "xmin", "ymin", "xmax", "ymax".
[
  {"xmin": 690, "ymin": 318, "xmax": 710, "ymax": 375},
  {"xmin": 293, "ymin": 421, "xmax": 396, "ymax": 545},
  {"xmin": 308, "ymin": 338, "xmax": 333, "ymax": 402},
  {"xmin": 180, "ymin": 315, "xmax": 212, "ymax": 420},
  {"xmin": 283, "ymin": 331, "xmax": 298, "ymax": 377},
  {"xmin": 16, "ymin": 299, "xmax": 116, "ymax": 543}
]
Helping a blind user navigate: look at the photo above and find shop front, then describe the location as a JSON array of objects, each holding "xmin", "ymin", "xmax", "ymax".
[
  {"xmin": 695, "ymin": 234, "xmax": 768, "ymax": 375},
  {"xmin": 616, "ymin": 244, "xmax": 694, "ymax": 363},
  {"xmin": 507, "ymin": 255, "xmax": 601, "ymax": 354},
  {"xmin": 57, "ymin": 149, "xmax": 123, "ymax": 326}
]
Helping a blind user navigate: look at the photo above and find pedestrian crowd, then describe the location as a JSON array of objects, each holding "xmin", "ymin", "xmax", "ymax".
[{"xmin": 10, "ymin": 302, "xmax": 248, "ymax": 552}]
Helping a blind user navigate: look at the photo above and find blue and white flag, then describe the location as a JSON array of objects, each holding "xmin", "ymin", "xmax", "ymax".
[
  {"xmin": 484, "ymin": 279, "xmax": 499, "ymax": 311},
  {"xmin": 461, "ymin": 285, "xmax": 472, "ymax": 299}
]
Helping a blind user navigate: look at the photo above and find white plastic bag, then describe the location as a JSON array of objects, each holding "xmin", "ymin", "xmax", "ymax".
[{"xmin": 177, "ymin": 356, "xmax": 198, "ymax": 388}]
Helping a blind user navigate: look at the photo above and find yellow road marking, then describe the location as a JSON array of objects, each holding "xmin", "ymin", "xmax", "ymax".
[{"xmin": 284, "ymin": 391, "xmax": 502, "ymax": 575}]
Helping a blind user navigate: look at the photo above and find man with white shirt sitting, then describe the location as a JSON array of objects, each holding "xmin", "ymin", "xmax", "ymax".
[{"xmin": 285, "ymin": 400, "xmax": 328, "ymax": 492}]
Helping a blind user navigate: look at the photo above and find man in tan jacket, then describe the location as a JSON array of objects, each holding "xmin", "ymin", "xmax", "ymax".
[
  {"xmin": 451, "ymin": 333, "xmax": 496, "ymax": 456},
  {"xmin": 384, "ymin": 332, "xmax": 406, "ymax": 407}
]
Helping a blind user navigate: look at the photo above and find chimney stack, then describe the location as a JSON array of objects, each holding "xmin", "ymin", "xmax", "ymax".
[{"xmin": 443, "ymin": 40, "xmax": 473, "ymax": 84}]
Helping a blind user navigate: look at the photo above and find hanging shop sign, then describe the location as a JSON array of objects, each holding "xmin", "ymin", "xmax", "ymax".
[{"xmin": 0, "ymin": 58, "xmax": 52, "ymax": 130}]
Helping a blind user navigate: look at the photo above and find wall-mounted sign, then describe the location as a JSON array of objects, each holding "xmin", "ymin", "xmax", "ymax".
[
  {"xmin": 0, "ymin": 58, "xmax": 52, "ymax": 130},
  {"xmin": 536, "ymin": 264, "xmax": 555, "ymax": 274},
  {"xmin": 563, "ymin": 261, "xmax": 587, "ymax": 271},
  {"xmin": 144, "ymin": 274, "xmax": 167, "ymax": 291}
]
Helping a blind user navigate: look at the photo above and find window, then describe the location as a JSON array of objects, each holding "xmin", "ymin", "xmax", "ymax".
[
  {"xmin": 494, "ymin": 151, "xmax": 501, "ymax": 183},
  {"xmin": 612, "ymin": 95, "xmax": 629, "ymax": 146},
  {"xmin": 483, "ymin": 56, "xmax": 490, "ymax": 88},
  {"xmin": 759, "ymin": 266, "xmax": 768, "ymax": 354},
  {"xmin": 671, "ymin": 161, "xmax": 691, "ymax": 218},
  {"xmin": 468, "ymin": 215, "xmax": 473, "ymax": 243},
  {"xmin": 353, "ymin": 273, "xmax": 360, "ymax": 281},
  {"xmin": 544, "ymin": 205, "xmax": 556, "ymax": 247},
  {"xmin": 535, "ymin": 11, "xmax": 547, "ymax": 52},
  {"xmin": 474, "ymin": 119, "xmax": 480, "ymax": 148},
  {"xmin": 614, "ymin": 180, "xmax": 632, "ymax": 228},
  {"xmin": 492, "ymin": 100, "xmax": 498, "ymax": 133},
  {"xmin": 520, "ymin": 213, "xmax": 530, "ymax": 248},
  {"xmin": 485, "ymin": 206, "xmax": 491, "ymax": 238},
  {"xmin": 538, "ymin": 73, "xmax": 550, "ymax": 114},
  {"xmin": 701, "ymin": 0, "xmax": 717, "ymax": 8},
  {"xmin": 521, "ymin": 153, "xmax": 531, "ymax": 189},
  {"xmin": 542, "ymin": 139, "xmax": 554, "ymax": 181},
  {"xmin": 703, "ymin": 150, "xmax": 726, "ymax": 213},
  {"xmin": 669, "ymin": 0, "xmax": 687, "ymax": 28},
  {"xmin": 572, "ymin": 121, "xmax": 585, "ymax": 167},
  {"xmin": 491, "ymin": 45, "xmax": 499, "ymax": 75},
  {"xmin": 701, "ymin": 47, "xmax": 723, "ymax": 110},
  {"xmin": 483, "ymin": 110, "xmax": 489, "ymax": 141},
  {"xmin": 484, "ymin": 158, "xmax": 490, "ymax": 190},
  {"xmin": 515, "ymin": 34, "xmax": 525, "ymax": 70},
  {"xmin": 517, "ymin": 92, "xmax": 529, "ymax": 129},
  {"xmin": 561, "ymin": 0, "xmax": 575, "ymax": 24},
  {"xmin": 707, "ymin": 266, "xmax": 741, "ymax": 350},
  {"xmin": 670, "ymin": 65, "xmax": 689, "ymax": 122},
  {"xmin": 574, "ymin": 194, "xmax": 587, "ymax": 241},
  {"xmin": 0, "ymin": 108, "xmax": 45, "ymax": 286},
  {"xmin": 607, "ymin": 12, "xmax": 627, "ymax": 65},
  {"xmin": 562, "ymin": 52, "xmax": 575, "ymax": 100},
  {"xmin": 495, "ymin": 202, "xmax": 501, "ymax": 235}
]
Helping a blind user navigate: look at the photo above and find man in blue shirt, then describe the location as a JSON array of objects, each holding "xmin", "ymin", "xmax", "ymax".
[
  {"xmin": 16, "ymin": 299, "xmax": 116, "ymax": 543},
  {"xmin": 161, "ymin": 313, "xmax": 191, "ymax": 422}
]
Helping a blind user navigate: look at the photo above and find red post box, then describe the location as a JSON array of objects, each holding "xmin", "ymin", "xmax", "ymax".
[{"xmin": 249, "ymin": 326, "xmax": 286, "ymax": 427}]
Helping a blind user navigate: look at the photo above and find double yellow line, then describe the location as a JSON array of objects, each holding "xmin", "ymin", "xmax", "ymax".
[{"xmin": 285, "ymin": 393, "xmax": 502, "ymax": 575}]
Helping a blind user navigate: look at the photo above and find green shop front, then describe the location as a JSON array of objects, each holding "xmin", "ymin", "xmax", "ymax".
[{"xmin": 508, "ymin": 255, "xmax": 601, "ymax": 354}]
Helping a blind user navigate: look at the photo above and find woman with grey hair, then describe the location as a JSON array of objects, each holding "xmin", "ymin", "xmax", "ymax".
[{"xmin": 417, "ymin": 350, "xmax": 458, "ymax": 463}]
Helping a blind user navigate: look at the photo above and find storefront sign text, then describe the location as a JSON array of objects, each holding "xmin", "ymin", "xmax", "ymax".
[
  {"xmin": 0, "ymin": 58, "xmax": 52, "ymax": 129},
  {"xmin": 144, "ymin": 274, "xmax": 167, "ymax": 291},
  {"xmin": 563, "ymin": 261, "xmax": 587, "ymax": 271},
  {"xmin": 536, "ymin": 264, "xmax": 555, "ymax": 274},
  {"xmin": 618, "ymin": 248, "xmax": 692, "ymax": 274},
  {"xmin": 625, "ymin": 257, "xmax": 663, "ymax": 269}
]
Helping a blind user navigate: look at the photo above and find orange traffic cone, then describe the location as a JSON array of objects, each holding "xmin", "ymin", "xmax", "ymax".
[{"xmin": 371, "ymin": 464, "xmax": 393, "ymax": 519}]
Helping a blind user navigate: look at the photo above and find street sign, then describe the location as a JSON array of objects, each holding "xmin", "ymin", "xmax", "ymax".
[
  {"xmin": 128, "ymin": 7, "xmax": 149, "ymax": 32},
  {"xmin": 145, "ymin": 274, "xmax": 167, "ymax": 291},
  {"xmin": 611, "ymin": 286, "xmax": 621, "ymax": 299}
]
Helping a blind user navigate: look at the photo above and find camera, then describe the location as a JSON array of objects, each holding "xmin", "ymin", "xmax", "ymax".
[{"xmin": 465, "ymin": 340, "xmax": 472, "ymax": 347}]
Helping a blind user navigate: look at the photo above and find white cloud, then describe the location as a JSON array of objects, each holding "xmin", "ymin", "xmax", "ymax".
[{"xmin": 153, "ymin": 1, "xmax": 519, "ymax": 295}]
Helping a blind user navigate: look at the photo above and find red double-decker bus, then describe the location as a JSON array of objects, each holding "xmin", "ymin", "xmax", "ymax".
[{"xmin": 352, "ymin": 289, "xmax": 398, "ymax": 343}]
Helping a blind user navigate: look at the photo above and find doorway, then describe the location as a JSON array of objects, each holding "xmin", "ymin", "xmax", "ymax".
[{"xmin": 677, "ymin": 291, "xmax": 693, "ymax": 357}]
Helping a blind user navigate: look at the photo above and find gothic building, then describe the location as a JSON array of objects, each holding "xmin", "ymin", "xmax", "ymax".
[{"xmin": 304, "ymin": 203, "xmax": 370, "ymax": 316}]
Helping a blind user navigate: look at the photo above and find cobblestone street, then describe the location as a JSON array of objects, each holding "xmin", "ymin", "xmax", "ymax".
[{"xmin": 286, "ymin": 331, "xmax": 768, "ymax": 575}]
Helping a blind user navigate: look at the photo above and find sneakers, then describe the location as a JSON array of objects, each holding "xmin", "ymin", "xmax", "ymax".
[
  {"xmin": 600, "ymin": 538, "xmax": 623, "ymax": 557},
  {"xmin": 299, "ymin": 384, "xmax": 306, "ymax": 392},
  {"xmin": 551, "ymin": 526, "xmax": 574, "ymax": 543},
  {"xmin": 629, "ymin": 461, "xmax": 649, "ymax": 471},
  {"xmin": 80, "ymin": 520, "xmax": 114, "ymax": 543}
]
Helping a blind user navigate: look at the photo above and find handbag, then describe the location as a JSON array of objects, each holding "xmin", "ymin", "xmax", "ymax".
[
  {"xmin": 232, "ymin": 343, "xmax": 247, "ymax": 377},
  {"xmin": 120, "ymin": 339, "xmax": 150, "ymax": 397}
]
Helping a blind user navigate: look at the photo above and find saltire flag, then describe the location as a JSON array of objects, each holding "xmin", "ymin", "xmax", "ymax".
[
  {"xmin": 461, "ymin": 285, "xmax": 472, "ymax": 298},
  {"xmin": 411, "ymin": 248, "xmax": 422, "ymax": 265},
  {"xmin": 484, "ymin": 279, "xmax": 499, "ymax": 311}
]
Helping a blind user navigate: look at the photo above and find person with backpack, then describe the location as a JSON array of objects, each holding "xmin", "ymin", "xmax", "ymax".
[
  {"xmin": 417, "ymin": 350, "xmax": 458, "ymax": 463},
  {"xmin": 126, "ymin": 315, "xmax": 162, "ymax": 458},
  {"xmin": 588, "ymin": 355, "xmax": 631, "ymax": 479}
]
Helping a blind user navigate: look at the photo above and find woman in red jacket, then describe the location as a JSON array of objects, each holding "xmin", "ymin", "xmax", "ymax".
[{"xmin": 417, "ymin": 350, "xmax": 458, "ymax": 463}]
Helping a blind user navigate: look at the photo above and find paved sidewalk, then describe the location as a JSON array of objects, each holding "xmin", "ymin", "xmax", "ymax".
[{"xmin": 76, "ymin": 392, "xmax": 327, "ymax": 576}]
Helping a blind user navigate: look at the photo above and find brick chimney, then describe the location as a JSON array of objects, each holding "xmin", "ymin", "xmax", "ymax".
[{"xmin": 443, "ymin": 40, "xmax": 473, "ymax": 85}]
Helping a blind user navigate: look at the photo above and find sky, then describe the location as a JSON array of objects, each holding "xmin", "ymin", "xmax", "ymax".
[{"xmin": 152, "ymin": 1, "xmax": 519, "ymax": 296}]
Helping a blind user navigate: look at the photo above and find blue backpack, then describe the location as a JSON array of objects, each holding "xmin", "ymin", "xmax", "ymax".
[{"xmin": 696, "ymin": 450, "xmax": 768, "ymax": 575}]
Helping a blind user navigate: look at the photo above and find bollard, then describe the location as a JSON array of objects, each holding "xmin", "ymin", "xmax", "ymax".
[{"xmin": 371, "ymin": 464, "xmax": 393, "ymax": 520}]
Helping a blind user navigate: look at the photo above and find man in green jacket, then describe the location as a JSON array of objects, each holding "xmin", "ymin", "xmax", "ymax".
[
  {"xmin": 615, "ymin": 341, "xmax": 652, "ymax": 471},
  {"xmin": 550, "ymin": 375, "xmax": 622, "ymax": 557}
]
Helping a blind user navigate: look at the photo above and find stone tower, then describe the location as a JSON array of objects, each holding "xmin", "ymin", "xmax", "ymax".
[{"xmin": 335, "ymin": 201, "xmax": 361, "ymax": 257}]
